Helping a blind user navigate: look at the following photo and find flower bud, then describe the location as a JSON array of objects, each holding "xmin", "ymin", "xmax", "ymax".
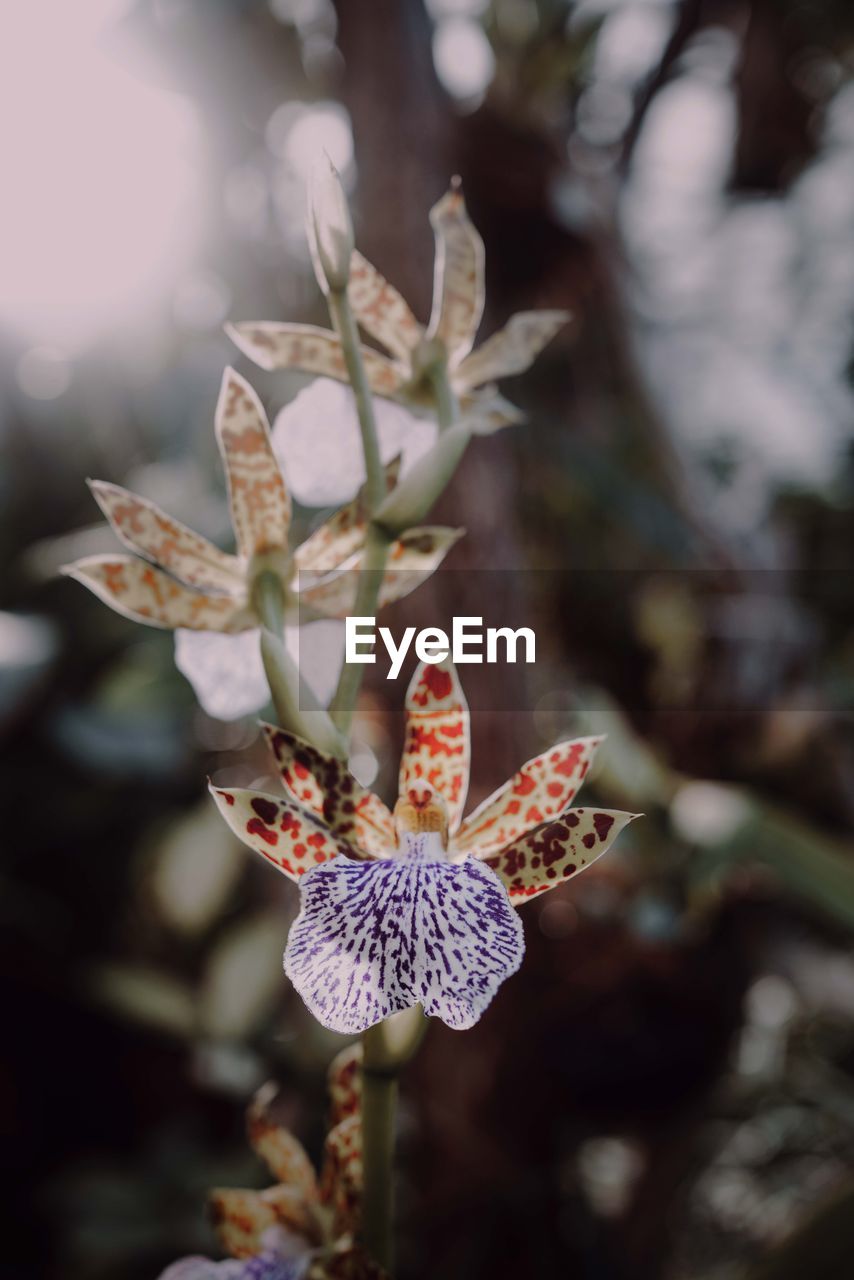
[{"xmin": 307, "ymin": 154, "xmax": 354, "ymax": 294}]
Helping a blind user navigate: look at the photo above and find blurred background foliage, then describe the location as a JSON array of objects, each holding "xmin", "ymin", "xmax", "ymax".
[{"xmin": 3, "ymin": 0, "xmax": 854, "ymax": 1277}]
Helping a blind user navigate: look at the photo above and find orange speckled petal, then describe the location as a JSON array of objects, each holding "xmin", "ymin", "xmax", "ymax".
[
  {"xmin": 400, "ymin": 657, "xmax": 470, "ymax": 833},
  {"xmin": 209, "ymin": 783, "xmax": 365, "ymax": 881},
  {"xmin": 89, "ymin": 481, "xmax": 243, "ymax": 593},
  {"xmin": 208, "ymin": 1185, "xmax": 319, "ymax": 1260},
  {"xmin": 320, "ymin": 1115, "xmax": 362, "ymax": 1238},
  {"xmin": 294, "ymin": 458, "xmax": 401, "ymax": 574},
  {"xmin": 246, "ymin": 1082, "xmax": 320, "ymax": 1197},
  {"xmin": 227, "ymin": 322, "xmax": 404, "ymax": 397},
  {"xmin": 215, "ymin": 369, "xmax": 291, "ymax": 559},
  {"xmin": 455, "ymin": 310, "xmax": 570, "ymax": 389},
  {"xmin": 454, "ymin": 736, "xmax": 603, "ymax": 859},
  {"xmin": 484, "ymin": 808, "xmax": 639, "ymax": 901},
  {"xmin": 327, "ymin": 1043, "xmax": 362, "ymax": 1128},
  {"xmin": 63, "ymin": 556, "xmax": 254, "ymax": 631},
  {"xmin": 426, "ymin": 187, "xmax": 485, "ymax": 364},
  {"xmin": 259, "ymin": 723, "xmax": 389, "ymax": 855},
  {"xmin": 297, "ymin": 527, "xmax": 462, "ymax": 620},
  {"xmin": 349, "ymin": 251, "xmax": 422, "ymax": 364},
  {"xmin": 208, "ymin": 1188, "xmax": 279, "ymax": 1260}
]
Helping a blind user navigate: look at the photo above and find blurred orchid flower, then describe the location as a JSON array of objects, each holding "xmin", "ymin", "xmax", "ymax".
[
  {"xmin": 211, "ymin": 659, "xmax": 638, "ymax": 1034},
  {"xmin": 228, "ymin": 186, "xmax": 569, "ymax": 435},
  {"xmin": 159, "ymin": 1045, "xmax": 383, "ymax": 1280},
  {"xmin": 62, "ymin": 368, "xmax": 461, "ymax": 719}
]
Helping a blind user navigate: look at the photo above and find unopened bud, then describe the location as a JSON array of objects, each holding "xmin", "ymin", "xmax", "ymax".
[{"xmin": 307, "ymin": 155, "xmax": 354, "ymax": 293}]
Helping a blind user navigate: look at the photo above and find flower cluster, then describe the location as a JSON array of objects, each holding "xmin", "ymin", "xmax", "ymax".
[
  {"xmin": 160, "ymin": 1045, "xmax": 383, "ymax": 1280},
  {"xmin": 212, "ymin": 658, "xmax": 637, "ymax": 1034},
  {"xmin": 228, "ymin": 186, "xmax": 569, "ymax": 435},
  {"xmin": 63, "ymin": 368, "xmax": 459, "ymax": 718}
]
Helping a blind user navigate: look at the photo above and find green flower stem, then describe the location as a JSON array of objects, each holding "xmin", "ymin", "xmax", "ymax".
[
  {"xmin": 326, "ymin": 282, "xmax": 391, "ymax": 735},
  {"xmin": 430, "ymin": 357, "xmax": 460, "ymax": 432},
  {"xmin": 361, "ymin": 1009, "xmax": 427, "ymax": 1271},
  {"xmin": 328, "ymin": 520, "xmax": 390, "ymax": 736},
  {"xmin": 327, "ymin": 287, "xmax": 385, "ymax": 512},
  {"xmin": 253, "ymin": 570, "xmax": 345, "ymax": 757}
]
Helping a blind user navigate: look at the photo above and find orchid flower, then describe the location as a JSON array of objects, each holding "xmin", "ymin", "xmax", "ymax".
[
  {"xmin": 227, "ymin": 187, "xmax": 569, "ymax": 435},
  {"xmin": 211, "ymin": 658, "xmax": 638, "ymax": 1035},
  {"xmin": 62, "ymin": 368, "xmax": 461, "ymax": 719},
  {"xmin": 159, "ymin": 1045, "xmax": 383, "ymax": 1280}
]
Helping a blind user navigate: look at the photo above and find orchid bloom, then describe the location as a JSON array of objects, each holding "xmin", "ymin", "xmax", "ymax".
[
  {"xmin": 62, "ymin": 368, "xmax": 460, "ymax": 719},
  {"xmin": 211, "ymin": 659, "xmax": 638, "ymax": 1034},
  {"xmin": 227, "ymin": 187, "xmax": 569, "ymax": 435},
  {"xmin": 159, "ymin": 1044, "xmax": 383, "ymax": 1280}
]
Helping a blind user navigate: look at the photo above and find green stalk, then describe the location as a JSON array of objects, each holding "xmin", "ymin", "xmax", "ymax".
[
  {"xmin": 361, "ymin": 1010, "xmax": 427, "ymax": 1271},
  {"xmin": 326, "ymin": 284, "xmax": 391, "ymax": 735},
  {"xmin": 430, "ymin": 356, "xmax": 459, "ymax": 432},
  {"xmin": 253, "ymin": 570, "xmax": 345, "ymax": 757},
  {"xmin": 328, "ymin": 520, "xmax": 390, "ymax": 735},
  {"xmin": 327, "ymin": 288, "xmax": 385, "ymax": 511}
]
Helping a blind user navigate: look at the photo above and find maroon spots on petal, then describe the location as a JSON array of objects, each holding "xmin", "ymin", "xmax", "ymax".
[
  {"xmin": 251, "ymin": 797, "xmax": 279, "ymax": 824},
  {"xmin": 582, "ymin": 833, "xmax": 596, "ymax": 849},
  {"xmin": 218, "ymin": 790, "xmax": 235, "ymax": 806},
  {"xmin": 247, "ymin": 818, "xmax": 279, "ymax": 846},
  {"xmin": 565, "ymin": 812, "xmax": 579, "ymax": 827},
  {"xmin": 562, "ymin": 863, "xmax": 577, "ymax": 877},
  {"xmin": 593, "ymin": 812, "xmax": 615, "ymax": 841}
]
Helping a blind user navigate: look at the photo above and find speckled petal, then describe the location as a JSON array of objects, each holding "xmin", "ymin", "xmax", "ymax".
[
  {"xmin": 455, "ymin": 310, "xmax": 570, "ymax": 389},
  {"xmin": 400, "ymin": 658, "xmax": 469, "ymax": 833},
  {"xmin": 209, "ymin": 784, "xmax": 365, "ymax": 881},
  {"xmin": 227, "ymin": 323, "xmax": 403, "ymax": 397},
  {"xmin": 216, "ymin": 369, "xmax": 291, "ymax": 559},
  {"xmin": 454, "ymin": 737, "xmax": 603, "ymax": 858},
  {"xmin": 89, "ymin": 481, "xmax": 243, "ymax": 592},
  {"xmin": 321, "ymin": 1115, "xmax": 362, "ymax": 1237},
  {"xmin": 246, "ymin": 1082, "xmax": 321, "ymax": 1196},
  {"xmin": 260, "ymin": 724, "xmax": 391, "ymax": 854},
  {"xmin": 63, "ymin": 556, "xmax": 254, "ymax": 631},
  {"xmin": 284, "ymin": 853, "xmax": 523, "ymax": 1033},
  {"xmin": 294, "ymin": 459, "xmax": 401, "ymax": 574},
  {"xmin": 349, "ymin": 251, "xmax": 422, "ymax": 363},
  {"xmin": 209, "ymin": 1188, "xmax": 315, "ymax": 1261},
  {"xmin": 327, "ymin": 1043, "xmax": 363, "ymax": 1127},
  {"xmin": 297, "ymin": 527, "xmax": 462, "ymax": 619},
  {"xmin": 458, "ymin": 386, "xmax": 525, "ymax": 435},
  {"xmin": 484, "ymin": 808, "xmax": 638, "ymax": 901},
  {"xmin": 426, "ymin": 187, "xmax": 485, "ymax": 364}
]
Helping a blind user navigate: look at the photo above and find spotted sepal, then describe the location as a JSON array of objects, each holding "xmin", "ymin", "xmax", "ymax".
[
  {"xmin": 226, "ymin": 322, "xmax": 403, "ymax": 397},
  {"xmin": 455, "ymin": 310, "xmax": 570, "ymax": 389},
  {"xmin": 454, "ymin": 736, "xmax": 603, "ymax": 859},
  {"xmin": 294, "ymin": 458, "xmax": 401, "ymax": 575},
  {"xmin": 88, "ymin": 481, "xmax": 242, "ymax": 593},
  {"xmin": 208, "ymin": 1185, "xmax": 319, "ymax": 1260},
  {"xmin": 426, "ymin": 187, "xmax": 485, "ymax": 364},
  {"xmin": 349, "ymin": 251, "xmax": 422, "ymax": 364},
  {"xmin": 247, "ymin": 1082, "xmax": 320, "ymax": 1197},
  {"xmin": 321, "ymin": 1114, "xmax": 362, "ymax": 1237},
  {"xmin": 297, "ymin": 527, "xmax": 462, "ymax": 620},
  {"xmin": 327, "ymin": 1043, "xmax": 362, "ymax": 1127},
  {"xmin": 284, "ymin": 854, "xmax": 523, "ymax": 1033},
  {"xmin": 483, "ymin": 808, "xmax": 638, "ymax": 901},
  {"xmin": 215, "ymin": 369, "xmax": 291, "ymax": 559},
  {"xmin": 63, "ymin": 556, "xmax": 253, "ymax": 632},
  {"xmin": 209, "ymin": 784, "xmax": 363, "ymax": 881},
  {"xmin": 260, "ymin": 723, "xmax": 392, "ymax": 856},
  {"xmin": 400, "ymin": 657, "xmax": 470, "ymax": 834}
]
